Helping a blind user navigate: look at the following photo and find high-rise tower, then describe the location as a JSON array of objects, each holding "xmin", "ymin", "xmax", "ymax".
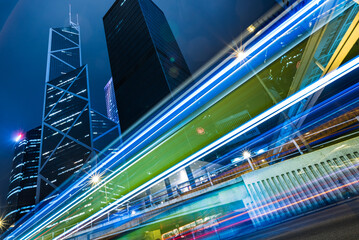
[
  {"xmin": 103, "ymin": 0, "xmax": 191, "ymax": 132},
  {"xmin": 37, "ymin": 11, "xmax": 120, "ymax": 203},
  {"xmin": 6, "ymin": 127, "xmax": 41, "ymax": 226},
  {"xmin": 104, "ymin": 78, "xmax": 120, "ymax": 124}
]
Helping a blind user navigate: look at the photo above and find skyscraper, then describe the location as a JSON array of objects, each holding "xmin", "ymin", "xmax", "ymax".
[
  {"xmin": 6, "ymin": 127, "xmax": 41, "ymax": 226},
  {"xmin": 104, "ymin": 78, "xmax": 120, "ymax": 124},
  {"xmin": 103, "ymin": 0, "xmax": 191, "ymax": 132},
  {"xmin": 37, "ymin": 15, "xmax": 120, "ymax": 203}
]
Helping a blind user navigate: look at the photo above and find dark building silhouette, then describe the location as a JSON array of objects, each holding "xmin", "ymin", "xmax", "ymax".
[
  {"xmin": 6, "ymin": 127, "xmax": 41, "ymax": 226},
  {"xmin": 103, "ymin": 0, "xmax": 191, "ymax": 132}
]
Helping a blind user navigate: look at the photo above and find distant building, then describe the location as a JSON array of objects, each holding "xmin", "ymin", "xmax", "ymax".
[
  {"xmin": 6, "ymin": 127, "xmax": 41, "ymax": 226},
  {"xmin": 37, "ymin": 17, "xmax": 120, "ymax": 203},
  {"xmin": 104, "ymin": 78, "xmax": 120, "ymax": 124},
  {"xmin": 103, "ymin": 0, "xmax": 191, "ymax": 132}
]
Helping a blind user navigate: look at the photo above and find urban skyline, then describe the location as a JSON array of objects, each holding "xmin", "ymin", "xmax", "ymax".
[
  {"xmin": 0, "ymin": 0, "xmax": 276, "ymax": 208},
  {"xmin": 0, "ymin": 0, "xmax": 359, "ymax": 237},
  {"xmin": 3, "ymin": 1, "xmax": 357, "ymax": 239}
]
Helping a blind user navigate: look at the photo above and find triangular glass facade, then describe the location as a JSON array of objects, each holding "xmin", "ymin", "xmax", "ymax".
[
  {"xmin": 67, "ymin": 70, "xmax": 89, "ymax": 98},
  {"xmin": 49, "ymin": 67, "xmax": 84, "ymax": 89},
  {"xmin": 47, "ymin": 26, "xmax": 81, "ymax": 83},
  {"xmin": 53, "ymin": 27, "xmax": 80, "ymax": 43},
  {"xmin": 91, "ymin": 110, "xmax": 120, "ymax": 152},
  {"xmin": 40, "ymin": 66, "xmax": 93, "ymax": 200},
  {"xmin": 44, "ymin": 86, "xmax": 64, "ymax": 116},
  {"xmin": 67, "ymin": 107, "xmax": 92, "ymax": 147},
  {"xmin": 52, "ymin": 48, "xmax": 80, "ymax": 68},
  {"xmin": 39, "ymin": 26, "xmax": 120, "ymax": 202},
  {"xmin": 51, "ymin": 30, "xmax": 79, "ymax": 52},
  {"xmin": 49, "ymin": 56, "xmax": 76, "ymax": 81},
  {"xmin": 40, "ymin": 125, "xmax": 63, "ymax": 167}
]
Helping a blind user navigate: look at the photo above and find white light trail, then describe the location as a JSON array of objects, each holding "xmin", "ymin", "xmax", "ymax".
[
  {"xmin": 7, "ymin": 0, "xmax": 353, "ymax": 239},
  {"xmin": 57, "ymin": 53, "xmax": 359, "ymax": 240}
]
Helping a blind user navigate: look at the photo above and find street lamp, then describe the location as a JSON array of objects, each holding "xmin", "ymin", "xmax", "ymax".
[
  {"xmin": 243, "ymin": 150, "xmax": 251, "ymax": 159},
  {"xmin": 247, "ymin": 24, "xmax": 256, "ymax": 33},
  {"xmin": 89, "ymin": 171, "xmax": 113, "ymax": 205},
  {"xmin": 235, "ymin": 50, "xmax": 245, "ymax": 61},
  {"xmin": 243, "ymin": 150, "xmax": 255, "ymax": 171},
  {"xmin": 0, "ymin": 217, "xmax": 5, "ymax": 229},
  {"xmin": 90, "ymin": 173, "xmax": 101, "ymax": 186}
]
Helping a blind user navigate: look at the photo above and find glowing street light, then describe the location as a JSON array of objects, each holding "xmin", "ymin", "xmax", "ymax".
[
  {"xmin": 90, "ymin": 173, "xmax": 101, "ymax": 186},
  {"xmin": 243, "ymin": 150, "xmax": 255, "ymax": 171},
  {"xmin": 247, "ymin": 24, "xmax": 256, "ymax": 33},
  {"xmin": 243, "ymin": 150, "xmax": 251, "ymax": 159},
  {"xmin": 89, "ymin": 167, "xmax": 115, "ymax": 186},
  {"xmin": 235, "ymin": 50, "xmax": 246, "ymax": 61},
  {"xmin": 0, "ymin": 217, "xmax": 5, "ymax": 229}
]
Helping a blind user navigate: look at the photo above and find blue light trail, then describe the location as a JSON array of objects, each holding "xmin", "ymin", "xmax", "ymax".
[{"xmin": 5, "ymin": 0, "xmax": 357, "ymax": 239}]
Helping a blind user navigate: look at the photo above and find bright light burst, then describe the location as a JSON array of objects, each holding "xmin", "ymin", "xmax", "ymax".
[
  {"xmin": 90, "ymin": 173, "xmax": 101, "ymax": 186},
  {"xmin": 7, "ymin": 1, "xmax": 357, "ymax": 239},
  {"xmin": 14, "ymin": 133, "xmax": 23, "ymax": 142},
  {"xmin": 247, "ymin": 24, "xmax": 256, "ymax": 33},
  {"xmin": 0, "ymin": 217, "xmax": 6, "ymax": 229},
  {"xmin": 256, "ymin": 149, "xmax": 265, "ymax": 154},
  {"xmin": 243, "ymin": 150, "xmax": 251, "ymax": 159},
  {"xmin": 235, "ymin": 49, "xmax": 246, "ymax": 61}
]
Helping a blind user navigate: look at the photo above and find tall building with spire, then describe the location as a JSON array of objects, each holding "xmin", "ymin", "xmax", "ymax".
[{"xmin": 37, "ymin": 10, "xmax": 120, "ymax": 203}]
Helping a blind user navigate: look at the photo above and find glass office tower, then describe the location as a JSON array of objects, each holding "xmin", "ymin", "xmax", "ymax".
[
  {"xmin": 45, "ymin": 25, "xmax": 82, "ymax": 82},
  {"xmin": 37, "ymin": 20, "xmax": 120, "ymax": 203},
  {"xmin": 103, "ymin": 0, "xmax": 191, "ymax": 132},
  {"xmin": 6, "ymin": 127, "xmax": 41, "ymax": 226},
  {"xmin": 104, "ymin": 78, "xmax": 120, "ymax": 124}
]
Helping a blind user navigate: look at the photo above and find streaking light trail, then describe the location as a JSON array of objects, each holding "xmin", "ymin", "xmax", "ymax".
[
  {"xmin": 173, "ymin": 176, "xmax": 359, "ymax": 239},
  {"xmin": 56, "ymin": 55, "xmax": 359, "ymax": 240},
  {"xmin": 5, "ymin": 0, "xmax": 357, "ymax": 239}
]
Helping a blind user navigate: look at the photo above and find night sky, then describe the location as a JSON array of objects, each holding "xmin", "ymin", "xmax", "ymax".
[{"xmin": 0, "ymin": 0, "xmax": 278, "ymax": 211}]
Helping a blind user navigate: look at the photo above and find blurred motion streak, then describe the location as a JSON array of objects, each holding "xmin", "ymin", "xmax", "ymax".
[{"xmin": 3, "ymin": 0, "xmax": 359, "ymax": 239}]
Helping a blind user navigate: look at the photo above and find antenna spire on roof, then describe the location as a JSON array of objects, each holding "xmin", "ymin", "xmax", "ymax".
[
  {"xmin": 68, "ymin": 4, "xmax": 79, "ymax": 30},
  {"xmin": 69, "ymin": 4, "xmax": 72, "ymax": 25}
]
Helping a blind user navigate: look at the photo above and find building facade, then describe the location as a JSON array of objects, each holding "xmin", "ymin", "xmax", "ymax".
[
  {"xmin": 6, "ymin": 127, "xmax": 41, "ymax": 226},
  {"xmin": 37, "ymin": 19, "xmax": 120, "ymax": 203},
  {"xmin": 104, "ymin": 78, "xmax": 120, "ymax": 124},
  {"xmin": 103, "ymin": 0, "xmax": 191, "ymax": 132}
]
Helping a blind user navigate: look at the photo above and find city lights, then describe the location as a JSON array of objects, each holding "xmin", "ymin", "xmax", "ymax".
[
  {"xmin": 247, "ymin": 24, "xmax": 256, "ymax": 33},
  {"xmin": 235, "ymin": 49, "xmax": 246, "ymax": 61},
  {"xmin": 6, "ymin": 0, "xmax": 359, "ymax": 239},
  {"xmin": 256, "ymin": 149, "xmax": 265, "ymax": 154},
  {"xmin": 243, "ymin": 150, "xmax": 254, "ymax": 171},
  {"xmin": 232, "ymin": 157, "xmax": 243, "ymax": 163},
  {"xmin": 0, "ymin": 217, "xmax": 5, "ymax": 229},
  {"xmin": 242, "ymin": 150, "xmax": 251, "ymax": 159},
  {"xmin": 14, "ymin": 133, "xmax": 23, "ymax": 142},
  {"xmin": 90, "ymin": 173, "xmax": 101, "ymax": 186}
]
